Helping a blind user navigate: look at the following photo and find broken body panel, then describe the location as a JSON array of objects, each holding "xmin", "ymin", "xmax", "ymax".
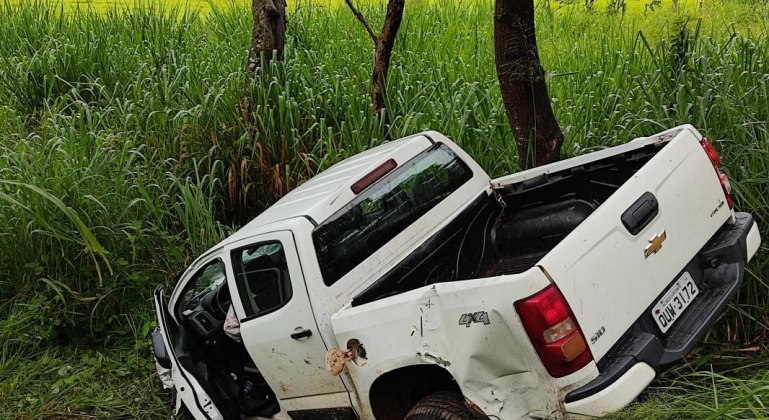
[{"xmin": 330, "ymin": 268, "xmax": 597, "ymax": 419}]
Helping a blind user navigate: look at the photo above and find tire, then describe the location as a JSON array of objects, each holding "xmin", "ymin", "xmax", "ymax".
[{"xmin": 405, "ymin": 392, "xmax": 488, "ymax": 420}]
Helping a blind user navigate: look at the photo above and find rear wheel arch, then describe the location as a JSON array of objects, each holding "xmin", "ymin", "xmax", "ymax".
[{"xmin": 368, "ymin": 364, "xmax": 463, "ymax": 420}]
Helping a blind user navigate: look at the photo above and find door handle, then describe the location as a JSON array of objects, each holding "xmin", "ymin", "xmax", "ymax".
[{"xmin": 291, "ymin": 328, "xmax": 313, "ymax": 340}]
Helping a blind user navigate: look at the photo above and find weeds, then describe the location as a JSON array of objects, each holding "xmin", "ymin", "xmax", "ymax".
[
  {"xmin": 0, "ymin": 309, "xmax": 169, "ymax": 420},
  {"xmin": 620, "ymin": 358, "xmax": 769, "ymax": 419}
]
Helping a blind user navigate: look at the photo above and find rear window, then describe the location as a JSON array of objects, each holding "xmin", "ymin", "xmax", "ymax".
[{"xmin": 313, "ymin": 143, "xmax": 472, "ymax": 286}]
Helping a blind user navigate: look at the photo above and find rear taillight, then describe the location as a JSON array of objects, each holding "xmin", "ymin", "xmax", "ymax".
[
  {"xmin": 515, "ymin": 285, "xmax": 593, "ymax": 378},
  {"xmin": 701, "ymin": 138, "xmax": 721, "ymax": 167},
  {"xmin": 701, "ymin": 138, "xmax": 733, "ymax": 209}
]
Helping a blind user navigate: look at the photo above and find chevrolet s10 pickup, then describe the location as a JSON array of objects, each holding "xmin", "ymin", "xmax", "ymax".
[{"xmin": 152, "ymin": 125, "xmax": 761, "ymax": 420}]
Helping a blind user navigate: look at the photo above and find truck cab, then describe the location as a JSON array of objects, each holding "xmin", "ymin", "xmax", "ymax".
[{"xmin": 153, "ymin": 126, "xmax": 761, "ymax": 420}]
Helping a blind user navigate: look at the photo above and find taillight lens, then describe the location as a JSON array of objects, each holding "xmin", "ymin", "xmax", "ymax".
[
  {"xmin": 515, "ymin": 285, "xmax": 593, "ymax": 378},
  {"xmin": 701, "ymin": 138, "xmax": 721, "ymax": 168},
  {"xmin": 701, "ymin": 138, "xmax": 733, "ymax": 209}
]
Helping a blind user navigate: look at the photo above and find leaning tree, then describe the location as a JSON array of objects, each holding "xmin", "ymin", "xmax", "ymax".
[
  {"xmin": 494, "ymin": 0, "xmax": 564, "ymax": 169},
  {"xmin": 345, "ymin": 0, "xmax": 406, "ymax": 130}
]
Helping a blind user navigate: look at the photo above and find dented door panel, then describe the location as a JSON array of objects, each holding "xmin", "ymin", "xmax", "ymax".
[{"xmin": 330, "ymin": 267, "xmax": 598, "ymax": 419}]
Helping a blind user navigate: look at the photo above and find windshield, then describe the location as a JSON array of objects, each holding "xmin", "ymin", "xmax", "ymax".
[
  {"xmin": 180, "ymin": 260, "xmax": 227, "ymax": 314},
  {"xmin": 312, "ymin": 143, "xmax": 472, "ymax": 286}
]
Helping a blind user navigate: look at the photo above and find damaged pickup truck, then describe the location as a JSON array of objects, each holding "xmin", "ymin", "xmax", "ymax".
[{"xmin": 152, "ymin": 125, "xmax": 761, "ymax": 420}]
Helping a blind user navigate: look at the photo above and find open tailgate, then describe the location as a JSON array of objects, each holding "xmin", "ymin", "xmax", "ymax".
[{"xmin": 537, "ymin": 127, "xmax": 732, "ymax": 360}]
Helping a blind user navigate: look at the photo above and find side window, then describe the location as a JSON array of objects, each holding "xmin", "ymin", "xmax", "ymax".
[
  {"xmin": 231, "ymin": 242, "xmax": 293, "ymax": 319},
  {"xmin": 179, "ymin": 260, "xmax": 226, "ymax": 315}
]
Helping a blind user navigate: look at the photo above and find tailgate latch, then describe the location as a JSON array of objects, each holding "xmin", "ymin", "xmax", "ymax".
[{"xmin": 621, "ymin": 191, "xmax": 660, "ymax": 235}]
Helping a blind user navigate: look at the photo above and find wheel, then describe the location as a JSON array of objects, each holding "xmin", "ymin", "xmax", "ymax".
[{"xmin": 405, "ymin": 392, "xmax": 488, "ymax": 420}]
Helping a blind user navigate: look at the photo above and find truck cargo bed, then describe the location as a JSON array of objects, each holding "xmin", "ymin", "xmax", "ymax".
[{"xmin": 352, "ymin": 141, "xmax": 668, "ymax": 307}]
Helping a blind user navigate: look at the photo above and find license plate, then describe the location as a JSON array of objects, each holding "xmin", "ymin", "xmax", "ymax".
[{"xmin": 651, "ymin": 272, "xmax": 699, "ymax": 333}]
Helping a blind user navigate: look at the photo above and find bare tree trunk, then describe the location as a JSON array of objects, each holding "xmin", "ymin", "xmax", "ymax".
[
  {"xmin": 373, "ymin": 0, "xmax": 404, "ymax": 114},
  {"xmin": 229, "ymin": 0, "xmax": 286, "ymax": 224},
  {"xmin": 494, "ymin": 0, "xmax": 563, "ymax": 169},
  {"xmin": 248, "ymin": 0, "xmax": 287, "ymax": 72},
  {"xmin": 345, "ymin": 0, "xmax": 405, "ymax": 121}
]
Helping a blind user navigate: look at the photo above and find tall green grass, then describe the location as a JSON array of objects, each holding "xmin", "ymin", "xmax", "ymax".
[
  {"xmin": 0, "ymin": 0, "xmax": 767, "ymax": 417},
  {"xmin": 619, "ymin": 358, "xmax": 769, "ymax": 419}
]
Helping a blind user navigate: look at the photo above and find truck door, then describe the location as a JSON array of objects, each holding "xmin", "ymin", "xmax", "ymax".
[{"xmin": 223, "ymin": 231, "xmax": 353, "ymax": 416}]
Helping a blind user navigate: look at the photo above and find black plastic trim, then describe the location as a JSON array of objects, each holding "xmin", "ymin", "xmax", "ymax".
[
  {"xmin": 286, "ymin": 407, "xmax": 358, "ymax": 420},
  {"xmin": 565, "ymin": 213, "xmax": 754, "ymax": 403},
  {"xmin": 151, "ymin": 330, "xmax": 171, "ymax": 369},
  {"xmin": 290, "ymin": 328, "xmax": 313, "ymax": 339},
  {"xmin": 302, "ymin": 215, "xmax": 319, "ymax": 227}
]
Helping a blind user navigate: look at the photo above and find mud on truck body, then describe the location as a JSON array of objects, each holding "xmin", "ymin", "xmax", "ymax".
[{"xmin": 152, "ymin": 125, "xmax": 761, "ymax": 420}]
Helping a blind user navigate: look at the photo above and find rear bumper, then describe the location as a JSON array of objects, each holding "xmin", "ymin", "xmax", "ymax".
[{"xmin": 564, "ymin": 212, "xmax": 760, "ymax": 416}]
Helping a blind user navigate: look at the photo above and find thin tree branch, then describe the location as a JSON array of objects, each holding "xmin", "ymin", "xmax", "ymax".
[{"xmin": 344, "ymin": 0, "xmax": 378, "ymax": 43}]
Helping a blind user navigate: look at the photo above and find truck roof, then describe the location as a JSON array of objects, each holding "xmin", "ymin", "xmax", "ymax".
[{"xmin": 221, "ymin": 133, "xmax": 436, "ymax": 246}]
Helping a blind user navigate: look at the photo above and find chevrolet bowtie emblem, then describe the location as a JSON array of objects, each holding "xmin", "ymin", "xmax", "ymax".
[{"xmin": 644, "ymin": 230, "xmax": 667, "ymax": 258}]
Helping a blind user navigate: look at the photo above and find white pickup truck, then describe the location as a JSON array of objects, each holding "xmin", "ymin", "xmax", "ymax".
[{"xmin": 153, "ymin": 125, "xmax": 761, "ymax": 420}]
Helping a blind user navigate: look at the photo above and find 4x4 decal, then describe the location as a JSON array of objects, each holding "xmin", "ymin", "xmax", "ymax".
[{"xmin": 458, "ymin": 311, "xmax": 490, "ymax": 327}]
